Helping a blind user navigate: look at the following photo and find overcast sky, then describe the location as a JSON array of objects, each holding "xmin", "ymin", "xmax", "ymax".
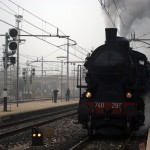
[
  {"xmin": 0, "ymin": 0, "xmax": 106, "ymax": 73},
  {"xmin": 1, "ymin": 0, "xmax": 150, "ymax": 74}
]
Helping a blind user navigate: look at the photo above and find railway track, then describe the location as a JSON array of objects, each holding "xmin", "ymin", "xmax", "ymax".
[
  {"xmin": 70, "ymin": 130, "xmax": 147, "ymax": 150},
  {"xmin": 0, "ymin": 107, "xmax": 77, "ymax": 139}
]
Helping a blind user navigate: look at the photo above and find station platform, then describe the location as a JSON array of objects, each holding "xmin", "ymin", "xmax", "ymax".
[
  {"xmin": 0, "ymin": 99, "xmax": 79, "ymax": 117},
  {"xmin": 147, "ymin": 128, "xmax": 150, "ymax": 150}
]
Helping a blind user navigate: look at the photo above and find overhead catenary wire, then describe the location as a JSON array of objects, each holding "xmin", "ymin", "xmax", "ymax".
[
  {"xmin": 0, "ymin": 0, "xmax": 87, "ymax": 83},
  {"xmin": 43, "ymin": 48, "xmax": 61, "ymax": 59},
  {"xmin": 70, "ymin": 45, "xmax": 87, "ymax": 56},
  {"xmin": 0, "ymin": 1, "xmax": 88, "ymax": 58},
  {"xmin": 0, "ymin": 3, "xmax": 60, "ymax": 38},
  {"xmin": 137, "ymin": 40, "xmax": 150, "ymax": 47},
  {"xmin": 75, "ymin": 45, "xmax": 90, "ymax": 53},
  {"xmin": 20, "ymin": 47, "xmax": 84, "ymax": 72},
  {"xmin": 0, "ymin": 0, "xmax": 16, "ymax": 14},
  {"xmin": 0, "ymin": 6, "xmax": 15, "ymax": 16},
  {"xmin": 137, "ymin": 32, "xmax": 150, "ymax": 39},
  {"xmin": 19, "ymin": 59, "xmax": 76, "ymax": 74},
  {"xmin": 0, "ymin": 19, "xmax": 84, "ymax": 60},
  {"xmin": 8, "ymin": 0, "xmax": 65, "ymax": 35},
  {"xmin": 20, "ymin": 54, "xmax": 39, "ymax": 60}
]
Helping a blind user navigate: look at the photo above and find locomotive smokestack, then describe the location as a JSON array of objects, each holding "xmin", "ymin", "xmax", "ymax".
[{"xmin": 105, "ymin": 28, "xmax": 117, "ymax": 44}]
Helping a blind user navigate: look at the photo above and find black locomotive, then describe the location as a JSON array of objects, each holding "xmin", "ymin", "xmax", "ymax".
[{"xmin": 78, "ymin": 28, "xmax": 149, "ymax": 136}]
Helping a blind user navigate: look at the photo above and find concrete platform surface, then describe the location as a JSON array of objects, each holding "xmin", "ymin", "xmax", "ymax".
[
  {"xmin": 146, "ymin": 129, "xmax": 150, "ymax": 150},
  {"xmin": 0, "ymin": 99, "xmax": 79, "ymax": 117}
]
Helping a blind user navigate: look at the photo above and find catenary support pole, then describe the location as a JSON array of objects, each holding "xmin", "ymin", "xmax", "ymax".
[{"xmin": 3, "ymin": 33, "xmax": 9, "ymax": 111}]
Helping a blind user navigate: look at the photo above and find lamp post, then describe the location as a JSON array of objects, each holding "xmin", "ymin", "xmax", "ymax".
[{"xmin": 57, "ymin": 56, "xmax": 67, "ymax": 102}]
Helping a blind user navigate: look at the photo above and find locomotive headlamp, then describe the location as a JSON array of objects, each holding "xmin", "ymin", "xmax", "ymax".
[
  {"xmin": 86, "ymin": 92, "xmax": 91, "ymax": 98},
  {"xmin": 38, "ymin": 133, "xmax": 41, "ymax": 137},
  {"xmin": 126, "ymin": 92, "xmax": 132, "ymax": 99},
  {"xmin": 32, "ymin": 134, "xmax": 36, "ymax": 137}
]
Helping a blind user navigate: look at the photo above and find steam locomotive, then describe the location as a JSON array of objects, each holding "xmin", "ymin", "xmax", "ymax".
[{"xmin": 78, "ymin": 28, "xmax": 149, "ymax": 136}]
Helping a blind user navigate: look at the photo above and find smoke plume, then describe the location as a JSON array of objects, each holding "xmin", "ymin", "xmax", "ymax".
[{"xmin": 104, "ymin": 0, "xmax": 150, "ymax": 36}]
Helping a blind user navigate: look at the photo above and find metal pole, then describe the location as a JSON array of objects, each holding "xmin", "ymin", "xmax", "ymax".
[
  {"xmin": 44, "ymin": 70, "xmax": 46, "ymax": 97},
  {"xmin": 3, "ymin": 33, "xmax": 9, "ymax": 111},
  {"xmin": 80, "ymin": 65, "xmax": 82, "ymax": 100},
  {"xmin": 41, "ymin": 56, "xmax": 44, "ymax": 98},
  {"xmin": 23, "ymin": 68, "xmax": 27, "ymax": 99},
  {"xmin": 27, "ymin": 61, "xmax": 29, "ymax": 98},
  {"xmin": 30, "ymin": 66, "xmax": 32, "ymax": 98},
  {"xmin": 57, "ymin": 56, "xmax": 66, "ymax": 102},
  {"xmin": 16, "ymin": 15, "xmax": 23, "ymax": 107},
  {"xmin": 16, "ymin": 20, "xmax": 19, "ymax": 107},
  {"xmin": 61, "ymin": 60, "xmax": 63, "ymax": 102},
  {"xmin": 73, "ymin": 63, "xmax": 75, "ymax": 100},
  {"xmin": 67, "ymin": 37, "xmax": 69, "ymax": 90}
]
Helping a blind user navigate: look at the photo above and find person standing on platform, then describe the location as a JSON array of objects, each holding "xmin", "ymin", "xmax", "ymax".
[
  {"xmin": 65, "ymin": 92, "xmax": 67, "ymax": 101},
  {"xmin": 66, "ymin": 88, "xmax": 70, "ymax": 102},
  {"xmin": 51, "ymin": 89, "xmax": 54, "ymax": 102},
  {"xmin": 53, "ymin": 89, "xmax": 59, "ymax": 103}
]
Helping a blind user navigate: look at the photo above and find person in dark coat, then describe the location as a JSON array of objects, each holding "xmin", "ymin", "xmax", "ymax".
[
  {"xmin": 53, "ymin": 89, "xmax": 59, "ymax": 103},
  {"xmin": 66, "ymin": 88, "xmax": 70, "ymax": 102}
]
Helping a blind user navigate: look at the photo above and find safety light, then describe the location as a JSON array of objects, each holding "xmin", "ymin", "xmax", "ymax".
[
  {"xmin": 32, "ymin": 127, "xmax": 43, "ymax": 146},
  {"xmin": 126, "ymin": 92, "xmax": 132, "ymax": 99},
  {"xmin": 86, "ymin": 92, "xmax": 91, "ymax": 98},
  {"xmin": 32, "ymin": 134, "xmax": 36, "ymax": 137}
]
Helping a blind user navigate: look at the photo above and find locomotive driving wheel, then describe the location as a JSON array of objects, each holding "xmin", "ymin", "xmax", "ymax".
[{"xmin": 87, "ymin": 115, "xmax": 93, "ymax": 136}]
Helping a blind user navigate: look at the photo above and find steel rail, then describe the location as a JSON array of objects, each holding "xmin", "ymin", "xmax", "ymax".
[
  {"xmin": 69, "ymin": 136, "xmax": 90, "ymax": 150},
  {"xmin": 70, "ymin": 132, "xmax": 135, "ymax": 150},
  {"xmin": 0, "ymin": 107, "xmax": 77, "ymax": 129},
  {"xmin": 0, "ymin": 107, "xmax": 77, "ymax": 139}
]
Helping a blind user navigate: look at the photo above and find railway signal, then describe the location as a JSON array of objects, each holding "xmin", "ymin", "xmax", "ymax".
[
  {"xmin": 31, "ymin": 68, "xmax": 35, "ymax": 76},
  {"xmin": 3, "ymin": 28, "xmax": 19, "ymax": 111},
  {"xmin": 30, "ymin": 68, "xmax": 35, "ymax": 84},
  {"xmin": 8, "ymin": 28, "xmax": 18, "ymax": 51},
  {"xmin": 3, "ymin": 28, "xmax": 18, "ymax": 67},
  {"xmin": 22, "ymin": 68, "xmax": 27, "ymax": 80},
  {"xmin": 32, "ymin": 127, "xmax": 44, "ymax": 146},
  {"xmin": 8, "ymin": 28, "xmax": 18, "ymax": 65}
]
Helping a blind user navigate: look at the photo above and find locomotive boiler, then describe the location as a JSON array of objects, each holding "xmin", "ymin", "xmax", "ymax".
[{"xmin": 77, "ymin": 28, "xmax": 149, "ymax": 136}]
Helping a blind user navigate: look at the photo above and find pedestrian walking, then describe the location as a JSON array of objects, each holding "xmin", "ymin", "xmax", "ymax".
[{"xmin": 53, "ymin": 89, "xmax": 59, "ymax": 103}]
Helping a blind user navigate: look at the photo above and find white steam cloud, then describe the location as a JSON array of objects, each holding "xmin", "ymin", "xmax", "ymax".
[
  {"xmin": 104, "ymin": 0, "xmax": 150, "ymax": 36},
  {"xmin": 102, "ymin": 0, "xmax": 150, "ymax": 60}
]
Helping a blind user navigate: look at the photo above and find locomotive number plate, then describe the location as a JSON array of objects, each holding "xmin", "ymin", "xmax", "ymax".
[
  {"xmin": 95, "ymin": 102, "xmax": 122, "ymax": 109},
  {"xmin": 112, "ymin": 102, "xmax": 122, "ymax": 109},
  {"xmin": 95, "ymin": 102, "xmax": 105, "ymax": 108}
]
